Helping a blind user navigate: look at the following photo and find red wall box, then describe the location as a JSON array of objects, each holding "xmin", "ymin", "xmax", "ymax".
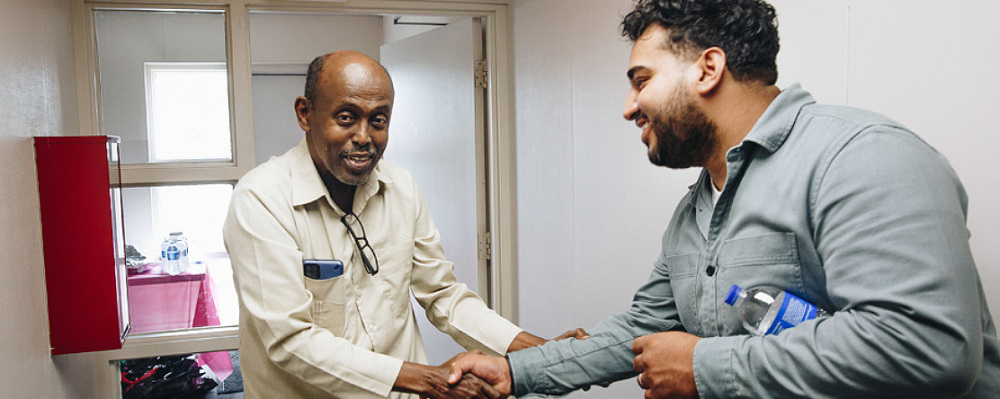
[{"xmin": 34, "ymin": 135, "xmax": 130, "ymax": 355}]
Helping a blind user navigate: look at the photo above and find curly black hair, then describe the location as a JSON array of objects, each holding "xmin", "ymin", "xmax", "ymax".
[{"xmin": 621, "ymin": 0, "xmax": 779, "ymax": 85}]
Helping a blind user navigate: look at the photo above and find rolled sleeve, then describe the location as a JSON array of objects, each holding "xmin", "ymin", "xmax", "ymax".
[{"xmin": 407, "ymin": 182, "xmax": 522, "ymax": 355}]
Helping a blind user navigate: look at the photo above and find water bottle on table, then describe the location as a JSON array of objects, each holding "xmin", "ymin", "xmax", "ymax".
[
  {"xmin": 160, "ymin": 232, "xmax": 189, "ymax": 275},
  {"xmin": 176, "ymin": 233, "xmax": 190, "ymax": 272},
  {"xmin": 724, "ymin": 284, "xmax": 828, "ymax": 336}
]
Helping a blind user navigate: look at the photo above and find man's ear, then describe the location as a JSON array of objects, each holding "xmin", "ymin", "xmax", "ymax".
[
  {"xmin": 294, "ymin": 96, "xmax": 312, "ymax": 132},
  {"xmin": 693, "ymin": 47, "xmax": 726, "ymax": 95}
]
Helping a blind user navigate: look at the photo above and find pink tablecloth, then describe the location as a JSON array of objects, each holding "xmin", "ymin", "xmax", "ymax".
[{"xmin": 127, "ymin": 262, "xmax": 233, "ymax": 380}]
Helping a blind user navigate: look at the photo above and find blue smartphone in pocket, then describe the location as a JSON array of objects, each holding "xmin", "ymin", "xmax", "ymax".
[{"xmin": 303, "ymin": 259, "xmax": 344, "ymax": 280}]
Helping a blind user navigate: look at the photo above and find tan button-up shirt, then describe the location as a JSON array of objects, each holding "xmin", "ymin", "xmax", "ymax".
[{"xmin": 223, "ymin": 139, "xmax": 521, "ymax": 398}]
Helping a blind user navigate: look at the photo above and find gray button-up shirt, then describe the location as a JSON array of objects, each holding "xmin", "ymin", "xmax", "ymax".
[{"xmin": 509, "ymin": 84, "xmax": 1000, "ymax": 398}]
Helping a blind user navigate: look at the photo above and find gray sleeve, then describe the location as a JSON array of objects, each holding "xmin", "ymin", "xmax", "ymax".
[
  {"xmin": 694, "ymin": 126, "xmax": 986, "ymax": 398},
  {"xmin": 509, "ymin": 256, "xmax": 681, "ymax": 396}
]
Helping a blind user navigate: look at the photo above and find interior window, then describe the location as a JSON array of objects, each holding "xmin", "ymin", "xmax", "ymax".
[
  {"xmin": 94, "ymin": 9, "xmax": 230, "ymax": 164},
  {"xmin": 93, "ymin": 7, "xmax": 238, "ymax": 335},
  {"xmin": 122, "ymin": 184, "xmax": 238, "ymax": 333}
]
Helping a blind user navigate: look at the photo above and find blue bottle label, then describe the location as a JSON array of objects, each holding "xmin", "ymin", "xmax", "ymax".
[
  {"xmin": 765, "ymin": 292, "xmax": 819, "ymax": 335},
  {"xmin": 163, "ymin": 244, "xmax": 180, "ymax": 261}
]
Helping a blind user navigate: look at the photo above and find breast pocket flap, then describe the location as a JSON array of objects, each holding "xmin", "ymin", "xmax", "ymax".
[{"xmin": 718, "ymin": 232, "xmax": 798, "ymax": 267}]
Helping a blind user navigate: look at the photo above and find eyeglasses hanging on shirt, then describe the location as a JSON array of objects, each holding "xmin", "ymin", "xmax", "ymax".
[{"xmin": 341, "ymin": 212, "xmax": 379, "ymax": 275}]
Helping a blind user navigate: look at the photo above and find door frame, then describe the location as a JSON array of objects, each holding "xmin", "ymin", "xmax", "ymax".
[{"xmin": 70, "ymin": 1, "xmax": 518, "ymax": 397}]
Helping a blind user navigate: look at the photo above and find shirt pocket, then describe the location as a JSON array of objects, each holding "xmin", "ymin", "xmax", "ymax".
[
  {"xmin": 716, "ymin": 232, "xmax": 804, "ymax": 333},
  {"xmin": 376, "ymin": 243, "xmax": 414, "ymax": 317},
  {"xmin": 304, "ymin": 275, "xmax": 349, "ymax": 336},
  {"xmin": 663, "ymin": 252, "xmax": 702, "ymax": 330}
]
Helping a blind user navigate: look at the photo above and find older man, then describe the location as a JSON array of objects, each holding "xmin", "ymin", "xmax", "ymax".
[{"xmin": 224, "ymin": 51, "xmax": 569, "ymax": 399}]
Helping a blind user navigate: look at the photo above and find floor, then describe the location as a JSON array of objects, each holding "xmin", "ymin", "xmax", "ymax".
[
  {"xmin": 121, "ymin": 351, "xmax": 243, "ymax": 399},
  {"xmin": 206, "ymin": 351, "xmax": 243, "ymax": 398},
  {"xmin": 202, "ymin": 392, "xmax": 243, "ymax": 399}
]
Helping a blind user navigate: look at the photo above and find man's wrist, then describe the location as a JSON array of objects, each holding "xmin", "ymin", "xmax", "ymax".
[
  {"xmin": 393, "ymin": 361, "xmax": 436, "ymax": 395},
  {"xmin": 506, "ymin": 331, "xmax": 547, "ymax": 352}
]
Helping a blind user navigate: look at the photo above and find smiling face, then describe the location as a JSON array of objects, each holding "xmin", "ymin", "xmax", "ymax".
[
  {"xmin": 622, "ymin": 25, "xmax": 719, "ymax": 169},
  {"xmin": 297, "ymin": 53, "xmax": 394, "ymax": 190}
]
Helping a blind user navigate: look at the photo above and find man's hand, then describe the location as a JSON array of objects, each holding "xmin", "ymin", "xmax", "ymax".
[
  {"xmin": 554, "ymin": 328, "xmax": 590, "ymax": 341},
  {"xmin": 394, "ymin": 356, "xmax": 503, "ymax": 399},
  {"xmin": 446, "ymin": 352, "xmax": 513, "ymax": 396},
  {"xmin": 506, "ymin": 328, "xmax": 591, "ymax": 352},
  {"xmin": 434, "ymin": 372, "xmax": 504, "ymax": 399},
  {"xmin": 632, "ymin": 331, "xmax": 701, "ymax": 399}
]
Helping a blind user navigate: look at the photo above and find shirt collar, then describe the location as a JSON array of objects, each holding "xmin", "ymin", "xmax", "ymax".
[
  {"xmin": 740, "ymin": 82, "xmax": 816, "ymax": 154},
  {"xmin": 686, "ymin": 83, "xmax": 816, "ymax": 207},
  {"xmin": 288, "ymin": 138, "xmax": 391, "ymax": 210}
]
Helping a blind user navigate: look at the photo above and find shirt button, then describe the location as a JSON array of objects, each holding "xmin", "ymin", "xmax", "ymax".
[{"xmin": 706, "ymin": 265, "xmax": 716, "ymax": 276}]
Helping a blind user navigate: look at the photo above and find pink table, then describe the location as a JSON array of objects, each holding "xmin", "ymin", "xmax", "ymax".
[{"xmin": 127, "ymin": 262, "xmax": 233, "ymax": 380}]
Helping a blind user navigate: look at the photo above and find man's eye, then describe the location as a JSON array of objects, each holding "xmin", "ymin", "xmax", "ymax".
[
  {"xmin": 371, "ymin": 115, "xmax": 389, "ymax": 128},
  {"xmin": 337, "ymin": 114, "xmax": 355, "ymax": 124}
]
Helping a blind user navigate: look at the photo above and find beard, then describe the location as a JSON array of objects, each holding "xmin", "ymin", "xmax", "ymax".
[
  {"xmin": 645, "ymin": 87, "xmax": 719, "ymax": 169},
  {"xmin": 331, "ymin": 147, "xmax": 381, "ymax": 187}
]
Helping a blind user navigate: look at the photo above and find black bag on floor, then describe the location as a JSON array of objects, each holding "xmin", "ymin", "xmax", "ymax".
[{"xmin": 121, "ymin": 354, "xmax": 218, "ymax": 399}]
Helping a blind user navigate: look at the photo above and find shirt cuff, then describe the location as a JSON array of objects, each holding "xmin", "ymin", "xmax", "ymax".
[
  {"xmin": 507, "ymin": 345, "xmax": 544, "ymax": 396},
  {"xmin": 451, "ymin": 300, "xmax": 524, "ymax": 355},
  {"xmin": 495, "ymin": 324, "xmax": 525, "ymax": 355},
  {"xmin": 347, "ymin": 349, "xmax": 406, "ymax": 397},
  {"xmin": 692, "ymin": 336, "xmax": 740, "ymax": 399}
]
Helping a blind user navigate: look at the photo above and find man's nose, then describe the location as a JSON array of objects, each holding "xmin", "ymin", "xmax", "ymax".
[
  {"xmin": 623, "ymin": 89, "xmax": 640, "ymax": 121},
  {"xmin": 353, "ymin": 123, "xmax": 373, "ymax": 145}
]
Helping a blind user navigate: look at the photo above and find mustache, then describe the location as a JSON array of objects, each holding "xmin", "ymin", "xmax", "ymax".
[
  {"xmin": 339, "ymin": 144, "xmax": 378, "ymax": 157},
  {"xmin": 630, "ymin": 111, "xmax": 648, "ymax": 127}
]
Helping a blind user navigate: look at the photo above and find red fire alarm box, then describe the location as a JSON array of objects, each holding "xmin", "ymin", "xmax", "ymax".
[{"xmin": 34, "ymin": 135, "xmax": 130, "ymax": 355}]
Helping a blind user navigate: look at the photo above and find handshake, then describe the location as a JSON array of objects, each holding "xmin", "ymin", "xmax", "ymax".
[
  {"xmin": 444, "ymin": 350, "xmax": 514, "ymax": 398},
  {"xmin": 397, "ymin": 329, "xmax": 589, "ymax": 399},
  {"xmin": 410, "ymin": 330, "xmax": 703, "ymax": 399}
]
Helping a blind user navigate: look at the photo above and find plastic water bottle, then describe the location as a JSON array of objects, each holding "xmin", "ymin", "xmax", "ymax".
[
  {"xmin": 724, "ymin": 284, "xmax": 828, "ymax": 336},
  {"xmin": 160, "ymin": 232, "xmax": 189, "ymax": 275},
  {"xmin": 161, "ymin": 233, "xmax": 181, "ymax": 275},
  {"xmin": 175, "ymin": 232, "xmax": 190, "ymax": 273}
]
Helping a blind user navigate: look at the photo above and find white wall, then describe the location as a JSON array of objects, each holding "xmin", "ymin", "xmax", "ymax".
[
  {"xmin": 0, "ymin": 0, "xmax": 98, "ymax": 397},
  {"xmin": 512, "ymin": 1, "xmax": 680, "ymax": 396},
  {"xmin": 511, "ymin": 0, "xmax": 1000, "ymax": 398}
]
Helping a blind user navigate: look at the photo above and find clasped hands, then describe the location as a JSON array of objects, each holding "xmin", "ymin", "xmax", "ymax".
[
  {"xmin": 402, "ymin": 329, "xmax": 589, "ymax": 399},
  {"xmin": 445, "ymin": 331, "xmax": 702, "ymax": 399}
]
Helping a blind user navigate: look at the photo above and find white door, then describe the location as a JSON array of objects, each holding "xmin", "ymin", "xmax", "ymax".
[{"xmin": 380, "ymin": 18, "xmax": 488, "ymax": 365}]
